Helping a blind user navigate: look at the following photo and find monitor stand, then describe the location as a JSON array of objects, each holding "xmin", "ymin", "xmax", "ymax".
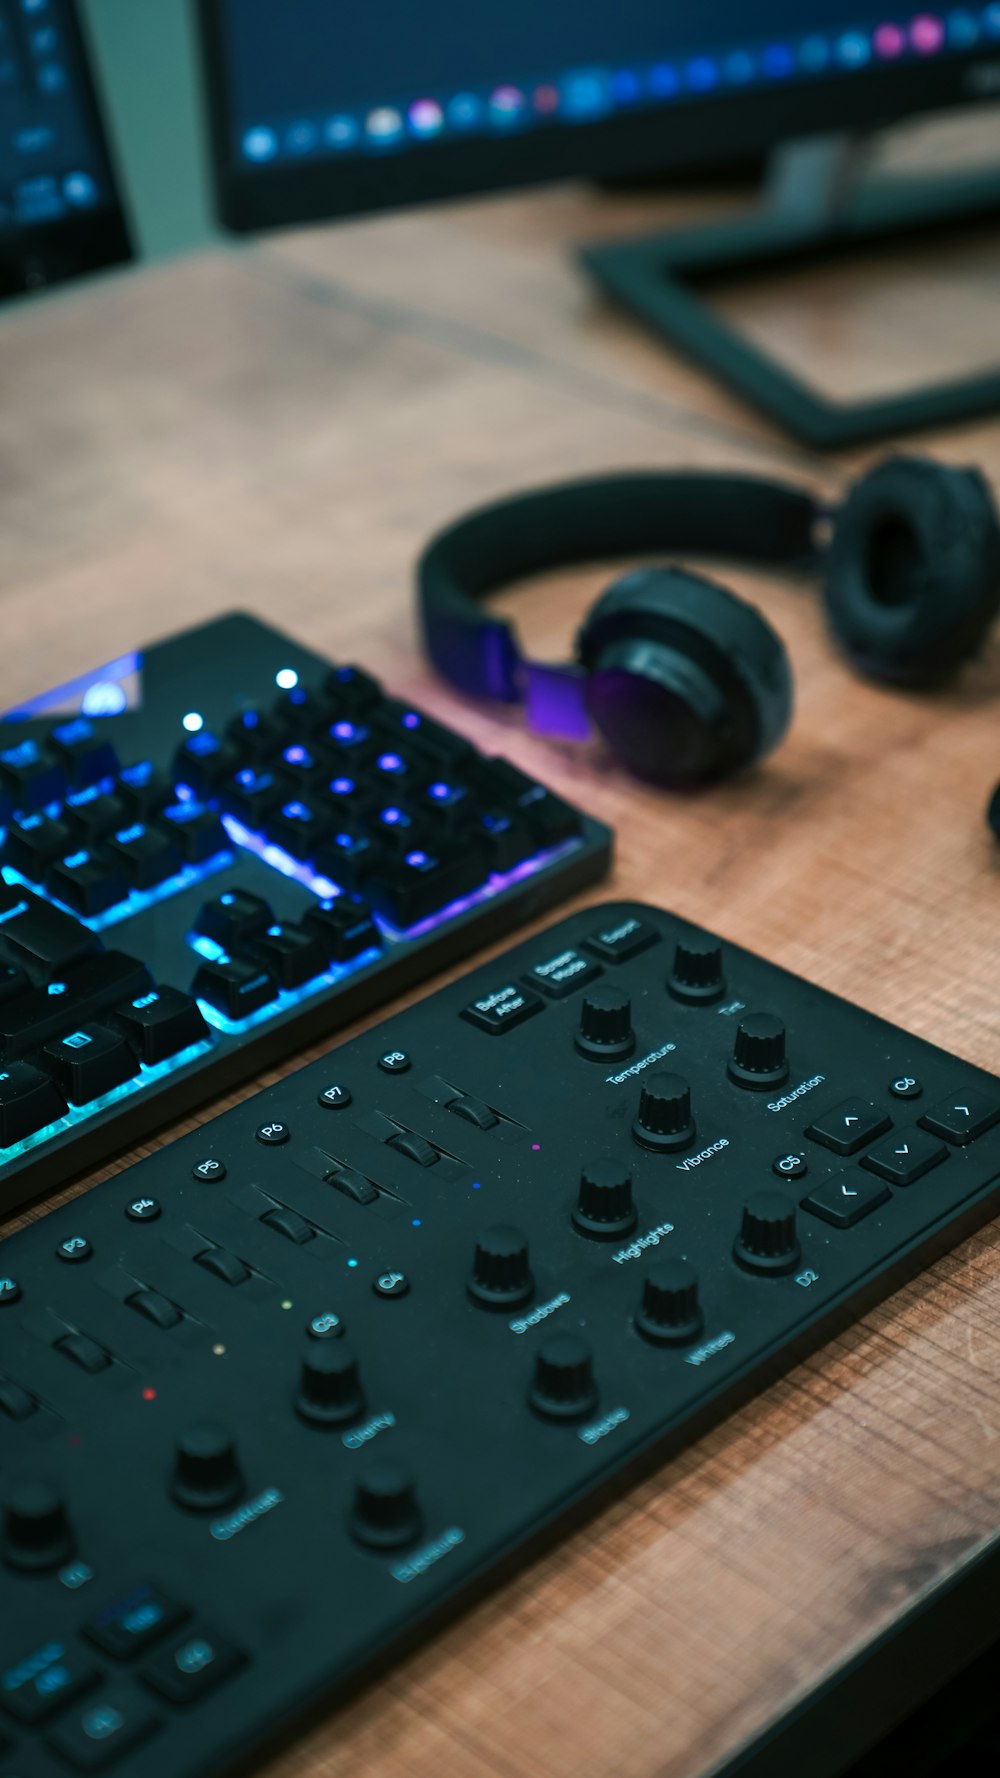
[{"xmin": 581, "ymin": 132, "xmax": 1000, "ymax": 451}]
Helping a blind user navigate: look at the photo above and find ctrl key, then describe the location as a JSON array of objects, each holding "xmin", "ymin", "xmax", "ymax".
[
  {"xmin": 140, "ymin": 1626, "xmax": 245, "ymax": 1706},
  {"xmin": 47, "ymin": 1690, "xmax": 160, "ymax": 1771}
]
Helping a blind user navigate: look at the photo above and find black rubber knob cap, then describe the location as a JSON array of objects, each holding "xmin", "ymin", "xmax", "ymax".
[
  {"xmin": 2, "ymin": 1481, "xmax": 74, "ymax": 1572},
  {"xmin": 528, "ymin": 1334, "xmax": 598, "ymax": 1421},
  {"xmin": 727, "ymin": 1013, "xmax": 789, "ymax": 1089},
  {"xmin": 668, "ymin": 936, "xmax": 725, "ymax": 1005},
  {"xmin": 632, "ymin": 1071, "xmax": 696, "ymax": 1152},
  {"xmin": 467, "ymin": 1225, "xmax": 534, "ymax": 1309},
  {"xmin": 573, "ymin": 1161, "xmax": 637, "ymax": 1239},
  {"xmin": 349, "ymin": 1460, "xmax": 422, "ymax": 1549},
  {"xmin": 171, "ymin": 1422, "xmax": 243, "ymax": 1512},
  {"xmin": 635, "ymin": 1259, "xmax": 704, "ymax": 1345},
  {"xmin": 734, "ymin": 1190, "xmax": 801, "ymax": 1275},
  {"xmin": 574, "ymin": 988, "xmax": 635, "ymax": 1061},
  {"xmin": 296, "ymin": 1341, "xmax": 365, "ymax": 1427}
]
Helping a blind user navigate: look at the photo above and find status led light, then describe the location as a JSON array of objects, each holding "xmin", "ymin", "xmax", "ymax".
[
  {"xmin": 910, "ymin": 12, "xmax": 946, "ymax": 50},
  {"xmin": 408, "ymin": 98, "xmax": 444, "ymax": 136},
  {"xmin": 182, "ymin": 712, "xmax": 204, "ymax": 734}
]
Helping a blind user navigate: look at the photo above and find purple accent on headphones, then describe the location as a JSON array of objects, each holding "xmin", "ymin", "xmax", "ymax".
[{"xmin": 525, "ymin": 662, "xmax": 593, "ymax": 742}]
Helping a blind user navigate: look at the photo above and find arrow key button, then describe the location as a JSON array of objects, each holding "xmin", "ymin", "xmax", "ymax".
[
  {"xmin": 862, "ymin": 1126, "xmax": 949, "ymax": 1185},
  {"xmin": 919, "ymin": 1091, "xmax": 1000, "ymax": 1147},
  {"xmin": 802, "ymin": 1170, "xmax": 891, "ymax": 1228},
  {"xmin": 806, "ymin": 1098, "xmax": 892, "ymax": 1156}
]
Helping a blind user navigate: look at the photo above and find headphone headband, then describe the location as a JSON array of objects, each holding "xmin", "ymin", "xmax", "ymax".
[{"xmin": 417, "ymin": 471, "xmax": 822, "ymax": 704}]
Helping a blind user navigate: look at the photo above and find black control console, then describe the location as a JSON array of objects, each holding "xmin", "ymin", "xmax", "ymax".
[{"xmin": 1, "ymin": 902, "xmax": 998, "ymax": 1778}]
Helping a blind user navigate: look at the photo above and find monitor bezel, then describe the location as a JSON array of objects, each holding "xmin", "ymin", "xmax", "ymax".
[
  {"xmin": 0, "ymin": 0, "xmax": 133, "ymax": 301},
  {"xmin": 196, "ymin": 1, "xmax": 997, "ymax": 235}
]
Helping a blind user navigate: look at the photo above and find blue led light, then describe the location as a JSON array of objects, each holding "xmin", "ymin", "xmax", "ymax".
[
  {"xmin": 380, "ymin": 808, "xmax": 404, "ymax": 826},
  {"xmin": 283, "ymin": 745, "xmax": 310, "ymax": 767},
  {"xmin": 332, "ymin": 721, "xmax": 361, "ymax": 743},
  {"xmin": 611, "ymin": 68, "xmax": 641, "ymax": 103},
  {"xmin": 189, "ymin": 933, "xmax": 228, "ymax": 964},
  {"xmin": 347, "ymin": 1258, "xmax": 359, "ymax": 1268},
  {"xmin": 649, "ymin": 62, "xmax": 679, "ymax": 96},
  {"xmin": 182, "ymin": 712, "xmax": 204, "ymax": 734},
  {"xmin": 429, "ymin": 783, "xmax": 451, "ymax": 801},
  {"xmin": 2, "ymin": 851, "xmax": 234, "ymax": 934},
  {"xmin": 82, "ymin": 681, "xmax": 128, "ymax": 718},
  {"xmin": 275, "ymin": 668, "xmax": 299, "ymax": 691},
  {"xmin": 406, "ymin": 850, "xmax": 430, "ymax": 869},
  {"xmin": 0, "ymin": 1036, "xmax": 217, "ymax": 1161},
  {"xmin": 330, "ymin": 777, "xmax": 355, "ymax": 796},
  {"xmin": 685, "ymin": 56, "xmax": 719, "ymax": 89},
  {"xmin": 401, "ymin": 712, "xmax": 421, "ymax": 730},
  {"xmin": 377, "ymin": 753, "xmax": 405, "ymax": 774},
  {"xmin": 282, "ymin": 802, "xmax": 311, "ymax": 822},
  {"xmin": 411, "ymin": 1219, "xmax": 422, "ymax": 1228},
  {"xmin": 725, "ymin": 49, "xmax": 756, "ymax": 82},
  {"xmin": 218, "ymin": 814, "xmax": 340, "ymax": 900},
  {"xmin": 236, "ymin": 768, "xmax": 257, "ymax": 789},
  {"xmin": 760, "ymin": 42, "xmax": 794, "ymax": 77}
]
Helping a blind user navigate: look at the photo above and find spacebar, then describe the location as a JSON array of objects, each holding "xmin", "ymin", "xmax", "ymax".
[{"xmin": 0, "ymin": 952, "xmax": 154, "ymax": 1061}]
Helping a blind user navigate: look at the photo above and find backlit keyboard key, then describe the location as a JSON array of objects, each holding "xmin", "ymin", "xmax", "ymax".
[{"xmin": 191, "ymin": 957, "xmax": 277, "ymax": 1021}]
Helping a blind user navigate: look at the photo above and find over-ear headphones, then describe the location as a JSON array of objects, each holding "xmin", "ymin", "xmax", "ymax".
[{"xmin": 417, "ymin": 455, "xmax": 1000, "ymax": 788}]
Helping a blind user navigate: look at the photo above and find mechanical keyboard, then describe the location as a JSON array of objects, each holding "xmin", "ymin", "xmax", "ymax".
[
  {"xmin": 0, "ymin": 613, "xmax": 610, "ymax": 1216},
  {"xmin": 1, "ymin": 901, "xmax": 998, "ymax": 1778}
]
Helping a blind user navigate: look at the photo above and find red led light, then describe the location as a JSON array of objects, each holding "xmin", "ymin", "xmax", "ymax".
[{"xmin": 141, "ymin": 1387, "xmax": 157, "ymax": 1402}]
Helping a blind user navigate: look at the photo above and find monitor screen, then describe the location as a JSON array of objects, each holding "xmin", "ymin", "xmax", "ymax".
[
  {"xmin": 201, "ymin": 0, "xmax": 1000, "ymax": 231},
  {"xmin": 0, "ymin": 0, "xmax": 131, "ymax": 298}
]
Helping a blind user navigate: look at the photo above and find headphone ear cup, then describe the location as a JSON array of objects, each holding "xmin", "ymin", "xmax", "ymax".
[
  {"xmin": 825, "ymin": 455, "xmax": 1000, "ymax": 688},
  {"xmin": 576, "ymin": 566, "xmax": 793, "ymax": 788}
]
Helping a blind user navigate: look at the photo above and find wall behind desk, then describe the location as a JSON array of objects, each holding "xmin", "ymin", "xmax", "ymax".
[{"xmin": 81, "ymin": 0, "xmax": 216, "ymax": 259}]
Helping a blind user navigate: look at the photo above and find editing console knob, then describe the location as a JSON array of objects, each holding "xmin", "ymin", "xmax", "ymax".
[
  {"xmin": 573, "ymin": 1161, "xmax": 637, "ymax": 1239},
  {"xmin": 528, "ymin": 1334, "xmax": 598, "ymax": 1421},
  {"xmin": 2, "ymin": 1481, "xmax": 74, "ymax": 1572},
  {"xmin": 349, "ymin": 1460, "xmax": 422, "ymax": 1549},
  {"xmin": 727, "ymin": 1013, "xmax": 789, "ymax": 1089},
  {"xmin": 635, "ymin": 1259, "xmax": 704, "ymax": 1346},
  {"xmin": 296, "ymin": 1342, "xmax": 365, "ymax": 1427},
  {"xmin": 668, "ymin": 936, "xmax": 725, "ymax": 1005},
  {"xmin": 734, "ymin": 1191, "xmax": 801, "ymax": 1275},
  {"xmin": 467, "ymin": 1225, "xmax": 534, "ymax": 1309},
  {"xmin": 632, "ymin": 1072, "xmax": 696, "ymax": 1152},
  {"xmin": 574, "ymin": 988, "xmax": 635, "ymax": 1061},
  {"xmin": 170, "ymin": 1422, "xmax": 243, "ymax": 1512}
]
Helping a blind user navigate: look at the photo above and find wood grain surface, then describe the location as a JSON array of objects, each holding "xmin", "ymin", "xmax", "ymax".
[{"xmin": 1, "ymin": 113, "xmax": 999, "ymax": 1778}]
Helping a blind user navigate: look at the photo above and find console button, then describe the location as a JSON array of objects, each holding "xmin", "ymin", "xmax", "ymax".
[
  {"xmin": 524, "ymin": 948, "xmax": 600, "ymax": 999},
  {"xmin": 140, "ymin": 1628, "xmax": 245, "ymax": 1706},
  {"xmin": 667, "ymin": 935, "xmax": 725, "ymax": 1005},
  {"xmin": 802, "ymin": 1171, "xmax": 891, "ymax": 1229},
  {"xmin": 460, "ymin": 982, "xmax": 543, "ymax": 1035},
  {"xmin": 528, "ymin": 1335, "xmax": 597, "ymax": 1421},
  {"xmin": 328, "ymin": 1167, "xmax": 378, "ymax": 1207},
  {"xmin": 1, "ymin": 1642, "xmax": 100, "ymax": 1725},
  {"xmin": 635, "ymin": 1259, "xmax": 703, "ymax": 1345},
  {"xmin": 919, "ymin": 1090, "xmax": 1000, "ymax": 1146},
  {"xmin": 727, "ymin": 1014, "xmax": 788, "ymax": 1090},
  {"xmin": 583, "ymin": 914, "xmax": 659, "ymax": 964},
  {"xmin": 632, "ymin": 1073, "xmax": 695, "ymax": 1153},
  {"xmin": 861, "ymin": 1127, "xmax": 949, "ymax": 1186},
  {"xmin": 47, "ymin": 1690, "xmax": 161, "ymax": 1770},
  {"xmin": 467, "ymin": 1226, "xmax": 533, "ymax": 1309},
  {"xmin": 806, "ymin": 1098, "xmax": 892, "ymax": 1156},
  {"xmin": 295, "ymin": 1342, "xmax": 364, "ymax": 1426},
  {"xmin": 85, "ymin": 1586, "xmax": 188, "ymax": 1661},
  {"xmin": 170, "ymin": 1428, "xmax": 242, "ymax": 1513}
]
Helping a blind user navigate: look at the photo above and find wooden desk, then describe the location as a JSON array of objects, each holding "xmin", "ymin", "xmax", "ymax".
[{"xmin": 1, "ymin": 139, "xmax": 999, "ymax": 1778}]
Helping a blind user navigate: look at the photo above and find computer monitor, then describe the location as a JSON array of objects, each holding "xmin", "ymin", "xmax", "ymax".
[
  {"xmin": 198, "ymin": 2, "xmax": 1000, "ymax": 446},
  {"xmin": 0, "ymin": 0, "xmax": 131, "ymax": 300}
]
